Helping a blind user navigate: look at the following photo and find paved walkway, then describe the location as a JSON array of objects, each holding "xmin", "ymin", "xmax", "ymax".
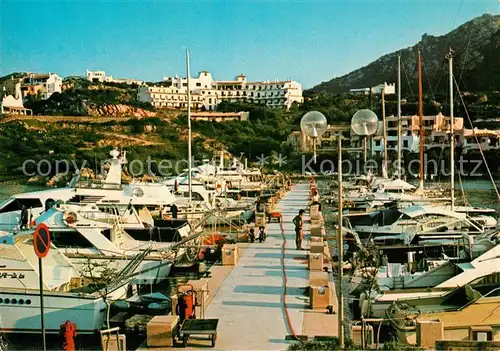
[{"xmin": 203, "ymin": 183, "xmax": 311, "ymax": 350}]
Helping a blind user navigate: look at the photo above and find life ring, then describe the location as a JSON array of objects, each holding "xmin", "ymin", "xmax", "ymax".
[{"xmin": 63, "ymin": 211, "xmax": 78, "ymax": 226}]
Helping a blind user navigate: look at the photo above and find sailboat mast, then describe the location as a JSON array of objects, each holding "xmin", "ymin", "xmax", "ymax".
[
  {"xmin": 418, "ymin": 50, "xmax": 424, "ymax": 189},
  {"xmin": 448, "ymin": 48, "xmax": 455, "ymax": 211},
  {"xmin": 397, "ymin": 55, "xmax": 402, "ymax": 180},
  {"xmin": 382, "ymin": 87, "xmax": 388, "ymax": 177},
  {"xmin": 186, "ymin": 49, "xmax": 193, "ymax": 203}
]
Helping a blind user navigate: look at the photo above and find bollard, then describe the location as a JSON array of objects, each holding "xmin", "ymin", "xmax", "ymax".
[{"xmin": 60, "ymin": 321, "xmax": 77, "ymax": 351}]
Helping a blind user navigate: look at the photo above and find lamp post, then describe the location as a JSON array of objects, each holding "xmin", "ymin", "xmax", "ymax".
[
  {"xmin": 300, "ymin": 111, "xmax": 328, "ymax": 164},
  {"xmin": 351, "ymin": 109, "xmax": 379, "ymax": 169},
  {"xmin": 335, "ymin": 109, "xmax": 379, "ymax": 349}
]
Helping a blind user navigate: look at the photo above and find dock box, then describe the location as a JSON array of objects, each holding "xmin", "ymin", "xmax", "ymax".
[
  {"xmin": 310, "ymin": 242, "xmax": 324, "ymax": 254},
  {"xmin": 222, "ymin": 244, "xmax": 239, "ymax": 266},
  {"xmin": 147, "ymin": 315, "xmax": 179, "ymax": 347},
  {"xmin": 308, "ymin": 252, "xmax": 323, "ymax": 271},
  {"xmin": 310, "ymin": 236, "xmax": 323, "ymax": 244},
  {"xmin": 310, "ymin": 218, "xmax": 323, "ymax": 226},
  {"xmin": 309, "ymin": 271, "xmax": 329, "ymax": 286},
  {"xmin": 309, "ymin": 284, "xmax": 331, "ymax": 310},
  {"xmin": 310, "ymin": 205, "xmax": 321, "ymax": 220},
  {"xmin": 309, "ymin": 224, "xmax": 323, "ymax": 237}
]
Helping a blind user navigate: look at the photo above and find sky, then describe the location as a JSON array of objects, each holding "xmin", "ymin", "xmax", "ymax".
[{"xmin": 0, "ymin": 0, "xmax": 498, "ymax": 88}]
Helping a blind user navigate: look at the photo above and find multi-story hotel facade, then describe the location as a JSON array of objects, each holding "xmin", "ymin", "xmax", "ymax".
[{"xmin": 138, "ymin": 71, "xmax": 303, "ymax": 110}]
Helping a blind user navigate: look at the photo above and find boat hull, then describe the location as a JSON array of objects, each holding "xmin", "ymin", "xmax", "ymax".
[{"xmin": 0, "ymin": 291, "xmax": 107, "ymax": 334}]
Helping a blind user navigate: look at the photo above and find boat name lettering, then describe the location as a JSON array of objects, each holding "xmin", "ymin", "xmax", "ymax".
[
  {"xmin": 102, "ymin": 200, "xmax": 120, "ymax": 203},
  {"xmin": 0, "ymin": 272, "xmax": 25, "ymax": 279}
]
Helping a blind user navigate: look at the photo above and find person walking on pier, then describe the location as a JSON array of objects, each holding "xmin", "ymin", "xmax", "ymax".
[
  {"xmin": 293, "ymin": 209, "xmax": 305, "ymax": 250},
  {"xmin": 311, "ymin": 190, "xmax": 322, "ymax": 211}
]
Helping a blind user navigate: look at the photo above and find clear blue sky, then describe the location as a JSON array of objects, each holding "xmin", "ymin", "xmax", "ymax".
[{"xmin": 1, "ymin": 0, "xmax": 497, "ymax": 88}]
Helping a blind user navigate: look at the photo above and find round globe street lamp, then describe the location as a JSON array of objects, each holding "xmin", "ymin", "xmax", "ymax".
[
  {"xmin": 351, "ymin": 109, "xmax": 379, "ymax": 163},
  {"xmin": 300, "ymin": 111, "xmax": 328, "ymax": 164}
]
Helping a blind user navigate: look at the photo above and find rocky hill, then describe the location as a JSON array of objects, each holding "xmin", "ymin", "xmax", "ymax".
[
  {"xmin": 22, "ymin": 77, "xmax": 156, "ymax": 117},
  {"xmin": 309, "ymin": 14, "xmax": 500, "ymax": 95}
]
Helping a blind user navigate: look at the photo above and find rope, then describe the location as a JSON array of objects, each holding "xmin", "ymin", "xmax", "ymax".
[
  {"xmin": 456, "ymin": 162, "xmax": 469, "ymax": 206},
  {"xmin": 401, "ymin": 57, "xmax": 416, "ymax": 100},
  {"xmin": 458, "ymin": 21, "xmax": 474, "ymax": 86},
  {"xmin": 279, "ymin": 206, "xmax": 300, "ymax": 342},
  {"xmin": 453, "ymin": 76, "xmax": 500, "ymax": 202}
]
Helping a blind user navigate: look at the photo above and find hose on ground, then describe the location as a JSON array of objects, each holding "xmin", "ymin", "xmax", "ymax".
[{"xmin": 279, "ymin": 212, "xmax": 301, "ymax": 342}]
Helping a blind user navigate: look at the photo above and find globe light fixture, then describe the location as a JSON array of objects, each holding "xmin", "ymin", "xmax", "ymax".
[
  {"xmin": 300, "ymin": 111, "xmax": 328, "ymax": 163},
  {"xmin": 351, "ymin": 109, "xmax": 379, "ymax": 163}
]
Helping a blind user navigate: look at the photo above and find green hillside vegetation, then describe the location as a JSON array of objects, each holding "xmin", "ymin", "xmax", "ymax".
[{"xmin": 2, "ymin": 89, "xmax": 498, "ymax": 181}]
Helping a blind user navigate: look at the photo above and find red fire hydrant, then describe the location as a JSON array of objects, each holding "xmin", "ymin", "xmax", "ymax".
[{"xmin": 60, "ymin": 320, "xmax": 77, "ymax": 351}]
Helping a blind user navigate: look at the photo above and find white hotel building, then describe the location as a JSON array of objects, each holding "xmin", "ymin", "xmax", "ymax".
[{"xmin": 137, "ymin": 71, "xmax": 303, "ymax": 110}]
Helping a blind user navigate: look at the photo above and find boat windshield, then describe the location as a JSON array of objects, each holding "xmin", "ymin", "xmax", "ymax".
[{"xmin": 0, "ymin": 198, "xmax": 43, "ymax": 213}]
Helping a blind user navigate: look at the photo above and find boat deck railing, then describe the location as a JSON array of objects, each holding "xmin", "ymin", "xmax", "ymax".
[{"xmin": 75, "ymin": 180, "xmax": 123, "ymax": 190}]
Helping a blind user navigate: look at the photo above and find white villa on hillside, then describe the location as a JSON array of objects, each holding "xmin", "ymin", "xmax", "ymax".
[
  {"xmin": 1, "ymin": 83, "xmax": 33, "ymax": 115},
  {"xmin": 350, "ymin": 82, "xmax": 396, "ymax": 95},
  {"xmin": 86, "ymin": 70, "xmax": 143, "ymax": 85}
]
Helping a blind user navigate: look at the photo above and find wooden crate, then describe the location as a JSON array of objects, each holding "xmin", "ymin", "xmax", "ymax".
[
  {"xmin": 310, "ymin": 242, "xmax": 324, "ymax": 254},
  {"xmin": 309, "ymin": 224, "xmax": 323, "ymax": 237},
  {"xmin": 222, "ymin": 244, "xmax": 239, "ymax": 266},
  {"xmin": 308, "ymin": 252, "xmax": 323, "ymax": 271},
  {"xmin": 146, "ymin": 315, "xmax": 179, "ymax": 347},
  {"xmin": 309, "ymin": 285, "xmax": 331, "ymax": 310},
  {"xmin": 309, "ymin": 271, "xmax": 329, "ymax": 286}
]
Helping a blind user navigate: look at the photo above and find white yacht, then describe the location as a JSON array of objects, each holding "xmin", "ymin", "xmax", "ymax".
[
  {"xmin": 0, "ymin": 234, "xmax": 131, "ymax": 334},
  {"xmin": 0, "ymin": 148, "xmax": 178, "ymax": 235},
  {"xmin": 163, "ymin": 177, "xmax": 251, "ymax": 225},
  {"xmin": 359, "ymin": 241, "xmax": 500, "ymax": 319},
  {"xmin": 174, "ymin": 154, "xmax": 266, "ymax": 194},
  {"xmin": 0, "ymin": 203, "xmax": 192, "ymax": 284},
  {"xmin": 352, "ymin": 205, "xmax": 491, "ymax": 244}
]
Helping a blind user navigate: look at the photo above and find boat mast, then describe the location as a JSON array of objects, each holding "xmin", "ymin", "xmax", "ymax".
[
  {"xmin": 186, "ymin": 49, "xmax": 193, "ymax": 204},
  {"xmin": 418, "ymin": 50, "xmax": 424, "ymax": 190},
  {"xmin": 382, "ymin": 86, "xmax": 388, "ymax": 178},
  {"xmin": 337, "ymin": 135, "xmax": 344, "ymax": 348},
  {"xmin": 397, "ymin": 55, "xmax": 402, "ymax": 180},
  {"xmin": 447, "ymin": 48, "xmax": 455, "ymax": 211}
]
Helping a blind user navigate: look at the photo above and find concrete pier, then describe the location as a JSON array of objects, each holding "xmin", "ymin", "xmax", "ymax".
[
  {"xmin": 200, "ymin": 183, "xmax": 338, "ymax": 350},
  {"xmin": 139, "ymin": 182, "xmax": 338, "ymax": 350}
]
